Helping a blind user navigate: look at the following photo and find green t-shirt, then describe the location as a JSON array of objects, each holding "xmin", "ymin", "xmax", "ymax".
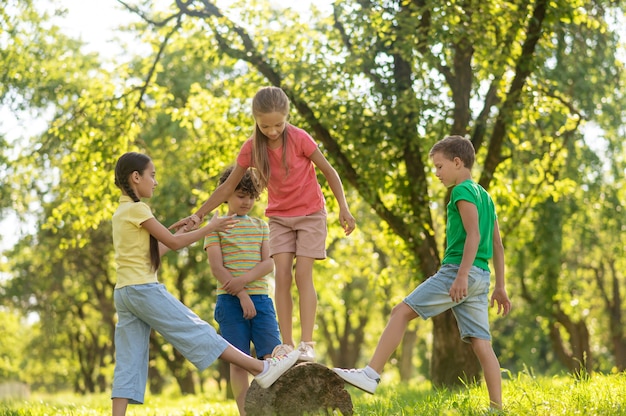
[{"xmin": 442, "ymin": 180, "xmax": 496, "ymax": 271}]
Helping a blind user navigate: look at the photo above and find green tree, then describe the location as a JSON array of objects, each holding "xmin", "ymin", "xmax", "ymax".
[{"xmin": 129, "ymin": 0, "xmax": 625, "ymax": 385}]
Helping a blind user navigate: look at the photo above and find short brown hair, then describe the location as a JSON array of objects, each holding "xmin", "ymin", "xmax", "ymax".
[
  {"xmin": 429, "ymin": 135, "xmax": 475, "ymax": 169},
  {"xmin": 218, "ymin": 165, "xmax": 261, "ymax": 199}
]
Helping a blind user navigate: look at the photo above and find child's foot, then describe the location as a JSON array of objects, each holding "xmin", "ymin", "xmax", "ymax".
[
  {"xmin": 298, "ymin": 341, "xmax": 315, "ymax": 362},
  {"xmin": 255, "ymin": 350, "xmax": 299, "ymax": 388},
  {"xmin": 332, "ymin": 368, "xmax": 380, "ymax": 394},
  {"xmin": 271, "ymin": 343, "xmax": 294, "ymax": 358}
]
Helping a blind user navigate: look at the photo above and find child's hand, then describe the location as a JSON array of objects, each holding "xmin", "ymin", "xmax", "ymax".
[
  {"xmin": 449, "ymin": 276, "xmax": 469, "ymax": 303},
  {"xmin": 169, "ymin": 214, "xmax": 202, "ymax": 231},
  {"xmin": 223, "ymin": 278, "xmax": 247, "ymax": 296},
  {"xmin": 207, "ymin": 212, "xmax": 238, "ymax": 233},
  {"xmin": 490, "ymin": 287, "xmax": 511, "ymax": 316},
  {"xmin": 339, "ymin": 208, "xmax": 356, "ymax": 236},
  {"xmin": 237, "ymin": 293, "xmax": 257, "ymax": 319}
]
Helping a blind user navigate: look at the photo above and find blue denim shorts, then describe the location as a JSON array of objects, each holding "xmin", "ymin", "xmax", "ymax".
[
  {"xmin": 404, "ymin": 264, "xmax": 492, "ymax": 343},
  {"xmin": 215, "ymin": 294, "xmax": 281, "ymax": 358},
  {"xmin": 112, "ymin": 283, "xmax": 228, "ymax": 404}
]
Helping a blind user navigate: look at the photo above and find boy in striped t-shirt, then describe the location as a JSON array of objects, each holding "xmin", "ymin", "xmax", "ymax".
[{"xmin": 204, "ymin": 166, "xmax": 283, "ymax": 416}]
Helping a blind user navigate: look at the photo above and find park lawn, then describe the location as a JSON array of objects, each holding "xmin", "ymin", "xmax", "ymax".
[{"xmin": 1, "ymin": 372, "xmax": 626, "ymax": 415}]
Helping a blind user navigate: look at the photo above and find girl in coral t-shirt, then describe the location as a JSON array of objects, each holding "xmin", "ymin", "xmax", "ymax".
[{"xmin": 175, "ymin": 86, "xmax": 356, "ymax": 362}]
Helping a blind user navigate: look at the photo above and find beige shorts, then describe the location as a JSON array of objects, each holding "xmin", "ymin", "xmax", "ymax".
[{"xmin": 268, "ymin": 209, "xmax": 327, "ymax": 259}]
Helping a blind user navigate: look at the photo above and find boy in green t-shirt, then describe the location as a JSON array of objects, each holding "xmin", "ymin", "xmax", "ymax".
[
  {"xmin": 333, "ymin": 135, "xmax": 512, "ymax": 411},
  {"xmin": 204, "ymin": 166, "xmax": 285, "ymax": 416}
]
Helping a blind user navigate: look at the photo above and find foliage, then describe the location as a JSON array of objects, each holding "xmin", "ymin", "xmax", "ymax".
[{"xmin": 2, "ymin": 0, "xmax": 626, "ymax": 399}]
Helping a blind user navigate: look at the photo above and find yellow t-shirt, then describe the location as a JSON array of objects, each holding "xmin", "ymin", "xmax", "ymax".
[{"xmin": 112, "ymin": 195, "xmax": 158, "ymax": 288}]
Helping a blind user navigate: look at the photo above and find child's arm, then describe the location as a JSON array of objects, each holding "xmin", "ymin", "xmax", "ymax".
[
  {"xmin": 169, "ymin": 165, "xmax": 247, "ymax": 231},
  {"xmin": 206, "ymin": 244, "xmax": 237, "ymax": 287},
  {"xmin": 490, "ymin": 219, "xmax": 511, "ymax": 315},
  {"xmin": 158, "ymin": 224, "xmax": 192, "ymax": 257},
  {"xmin": 449, "ymin": 200, "xmax": 480, "ymax": 303},
  {"xmin": 222, "ymin": 239, "xmax": 273, "ymax": 295},
  {"xmin": 206, "ymin": 244, "xmax": 259, "ymax": 319},
  {"xmin": 309, "ymin": 149, "xmax": 356, "ymax": 236},
  {"xmin": 143, "ymin": 213, "xmax": 237, "ymax": 252}
]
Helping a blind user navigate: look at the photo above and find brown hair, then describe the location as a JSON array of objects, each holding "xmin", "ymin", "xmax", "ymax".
[
  {"xmin": 251, "ymin": 86, "xmax": 290, "ymax": 189},
  {"xmin": 218, "ymin": 165, "xmax": 261, "ymax": 200},
  {"xmin": 429, "ymin": 135, "xmax": 475, "ymax": 169},
  {"xmin": 114, "ymin": 152, "xmax": 160, "ymax": 272}
]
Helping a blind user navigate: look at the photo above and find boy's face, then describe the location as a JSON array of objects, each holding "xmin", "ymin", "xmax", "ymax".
[
  {"xmin": 226, "ymin": 189, "xmax": 256, "ymax": 216},
  {"xmin": 431, "ymin": 152, "xmax": 462, "ymax": 188}
]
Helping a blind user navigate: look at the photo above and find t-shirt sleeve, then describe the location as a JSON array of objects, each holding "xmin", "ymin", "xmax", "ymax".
[
  {"xmin": 297, "ymin": 128, "xmax": 319, "ymax": 158},
  {"xmin": 236, "ymin": 138, "xmax": 254, "ymax": 168},
  {"xmin": 450, "ymin": 182, "xmax": 477, "ymax": 207},
  {"xmin": 129, "ymin": 202, "xmax": 154, "ymax": 226},
  {"xmin": 203, "ymin": 232, "xmax": 220, "ymax": 250},
  {"xmin": 261, "ymin": 220, "xmax": 269, "ymax": 243}
]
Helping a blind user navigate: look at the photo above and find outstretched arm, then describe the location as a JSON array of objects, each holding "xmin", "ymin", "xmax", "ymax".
[
  {"xmin": 169, "ymin": 165, "xmax": 247, "ymax": 231},
  {"xmin": 144, "ymin": 213, "xmax": 238, "ymax": 252},
  {"xmin": 309, "ymin": 148, "xmax": 356, "ymax": 236}
]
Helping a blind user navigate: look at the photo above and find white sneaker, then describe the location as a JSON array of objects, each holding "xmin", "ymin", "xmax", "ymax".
[
  {"xmin": 271, "ymin": 343, "xmax": 294, "ymax": 358},
  {"xmin": 332, "ymin": 368, "xmax": 380, "ymax": 394},
  {"xmin": 255, "ymin": 349, "xmax": 299, "ymax": 388},
  {"xmin": 298, "ymin": 341, "xmax": 315, "ymax": 362}
]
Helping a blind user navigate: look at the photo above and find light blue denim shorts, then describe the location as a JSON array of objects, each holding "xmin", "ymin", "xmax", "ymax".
[
  {"xmin": 404, "ymin": 264, "xmax": 492, "ymax": 343},
  {"xmin": 112, "ymin": 283, "xmax": 228, "ymax": 404}
]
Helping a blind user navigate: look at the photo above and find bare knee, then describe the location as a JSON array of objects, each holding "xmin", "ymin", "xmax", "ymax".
[{"xmin": 390, "ymin": 302, "xmax": 418, "ymax": 322}]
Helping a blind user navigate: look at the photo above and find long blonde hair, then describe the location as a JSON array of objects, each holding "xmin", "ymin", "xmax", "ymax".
[{"xmin": 251, "ymin": 86, "xmax": 290, "ymax": 190}]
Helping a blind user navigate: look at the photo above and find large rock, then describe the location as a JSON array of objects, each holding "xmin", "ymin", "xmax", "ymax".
[{"xmin": 246, "ymin": 362, "xmax": 353, "ymax": 415}]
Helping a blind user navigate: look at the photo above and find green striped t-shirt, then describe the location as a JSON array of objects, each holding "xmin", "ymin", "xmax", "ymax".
[{"xmin": 203, "ymin": 215, "xmax": 271, "ymax": 295}]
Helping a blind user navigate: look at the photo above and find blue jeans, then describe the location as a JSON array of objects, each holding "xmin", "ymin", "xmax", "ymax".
[
  {"xmin": 112, "ymin": 283, "xmax": 228, "ymax": 404},
  {"xmin": 404, "ymin": 264, "xmax": 492, "ymax": 342},
  {"xmin": 215, "ymin": 294, "xmax": 281, "ymax": 358}
]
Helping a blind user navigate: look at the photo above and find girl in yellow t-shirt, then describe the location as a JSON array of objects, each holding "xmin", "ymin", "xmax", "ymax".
[{"xmin": 110, "ymin": 152, "xmax": 299, "ymax": 416}]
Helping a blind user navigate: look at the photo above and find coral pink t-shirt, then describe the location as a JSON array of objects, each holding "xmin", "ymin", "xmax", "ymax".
[{"xmin": 236, "ymin": 125, "xmax": 325, "ymax": 217}]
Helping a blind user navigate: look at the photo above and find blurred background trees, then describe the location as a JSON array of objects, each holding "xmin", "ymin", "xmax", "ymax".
[{"xmin": 2, "ymin": 0, "xmax": 626, "ymax": 396}]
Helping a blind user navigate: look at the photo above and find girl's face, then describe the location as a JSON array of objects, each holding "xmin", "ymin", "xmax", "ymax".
[
  {"xmin": 255, "ymin": 111, "xmax": 288, "ymax": 147},
  {"xmin": 133, "ymin": 161, "xmax": 158, "ymax": 198}
]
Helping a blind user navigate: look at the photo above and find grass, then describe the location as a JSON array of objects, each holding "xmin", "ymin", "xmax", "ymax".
[{"xmin": 1, "ymin": 372, "xmax": 626, "ymax": 415}]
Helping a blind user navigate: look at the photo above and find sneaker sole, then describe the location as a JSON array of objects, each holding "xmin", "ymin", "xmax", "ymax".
[
  {"xmin": 332, "ymin": 370, "xmax": 376, "ymax": 394},
  {"xmin": 342, "ymin": 379, "xmax": 376, "ymax": 394}
]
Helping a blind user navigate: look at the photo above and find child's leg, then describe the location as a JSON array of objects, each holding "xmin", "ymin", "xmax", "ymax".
[
  {"xmin": 294, "ymin": 256, "xmax": 316, "ymax": 343},
  {"xmin": 369, "ymin": 302, "xmax": 418, "ymax": 373},
  {"xmin": 470, "ymin": 338, "xmax": 502, "ymax": 410},
  {"xmin": 273, "ymin": 252, "xmax": 296, "ymax": 346},
  {"xmin": 111, "ymin": 398, "xmax": 128, "ymax": 416},
  {"xmin": 230, "ymin": 363, "xmax": 250, "ymax": 416},
  {"xmin": 220, "ymin": 345, "xmax": 265, "ymax": 375},
  {"xmin": 220, "ymin": 345, "xmax": 300, "ymax": 389}
]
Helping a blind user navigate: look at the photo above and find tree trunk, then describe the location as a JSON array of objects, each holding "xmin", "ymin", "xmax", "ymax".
[
  {"xmin": 430, "ymin": 311, "xmax": 481, "ymax": 387},
  {"xmin": 399, "ymin": 327, "xmax": 417, "ymax": 381},
  {"xmin": 550, "ymin": 308, "xmax": 592, "ymax": 375},
  {"xmin": 246, "ymin": 363, "xmax": 352, "ymax": 416}
]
